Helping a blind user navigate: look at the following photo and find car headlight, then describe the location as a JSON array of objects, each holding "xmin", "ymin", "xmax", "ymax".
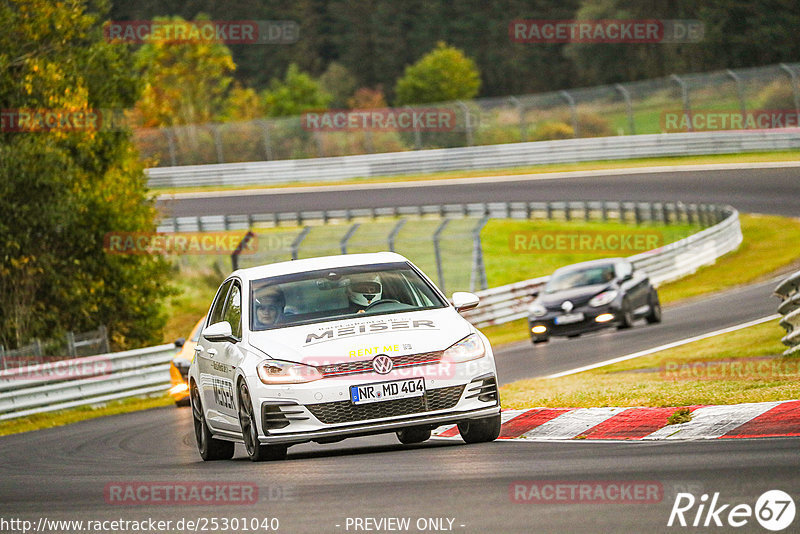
[
  {"xmin": 256, "ymin": 360, "xmax": 323, "ymax": 384},
  {"xmin": 442, "ymin": 334, "xmax": 486, "ymax": 363},
  {"xmin": 589, "ymin": 290, "xmax": 618, "ymax": 307},
  {"xmin": 529, "ymin": 303, "xmax": 547, "ymax": 317}
]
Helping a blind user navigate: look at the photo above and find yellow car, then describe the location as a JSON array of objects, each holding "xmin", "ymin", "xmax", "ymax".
[{"xmin": 168, "ymin": 317, "xmax": 205, "ymax": 406}]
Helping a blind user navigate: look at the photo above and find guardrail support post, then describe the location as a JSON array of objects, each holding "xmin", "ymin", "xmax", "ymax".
[
  {"xmin": 614, "ymin": 83, "xmax": 635, "ymax": 135},
  {"xmin": 670, "ymin": 74, "xmax": 692, "ymax": 132},
  {"xmin": 559, "ymin": 90, "xmax": 579, "ymax": 137},
  {"xmin": 470, "ymin": 216, "xmax": 490, "ymax": 292},
  {"xmin": 780, "ymin": 64, "xmax": 800, "ymax": 116},
  {"xmin": 433, "ymin": 219, "xmax": 451, "ymax": 294},
  {"xmin": 340, "ymin": 223, "xmax": 360, "ymax": 254},
  {"xmin": 290, "ymin": 226, "xmax": 311, "ymax": 260},
  {"xmin": 387, "ymin": 219, "xmax": 407, "ymax": 252}
]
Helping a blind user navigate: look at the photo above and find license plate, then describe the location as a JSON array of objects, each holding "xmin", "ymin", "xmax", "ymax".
[
  {"xmin": 350, "ymin": 378, "xmax": 425, "ymax": 405},
  {"xmin": 555, "ymin": 313, "xmax": 584, "ymax": 325}
]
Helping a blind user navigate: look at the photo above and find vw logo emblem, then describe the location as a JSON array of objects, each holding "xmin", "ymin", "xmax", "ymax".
[
  {"xmin": 561, "ymin": 301, "xmax": 574, "ymax": 312},
  {"xmin": 372, "ymin": 354, "xmax": 393, "ymax": 375}
]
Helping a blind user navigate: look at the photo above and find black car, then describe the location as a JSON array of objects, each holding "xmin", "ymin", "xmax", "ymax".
[{"xmin": 527, "ymin": 258, "xmax": 661, "ymax": 343}]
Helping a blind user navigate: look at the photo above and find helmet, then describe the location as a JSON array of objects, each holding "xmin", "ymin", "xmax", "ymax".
[{"xmin": 347, "ymin": 275, "xmax": 382, "ymax": 307}]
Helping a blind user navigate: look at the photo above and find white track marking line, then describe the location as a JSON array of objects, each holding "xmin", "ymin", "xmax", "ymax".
[
  {"xmin": 642, "ymin": 402, "xmax": 783, "ymax": 440},
  {"xmin": 545, "ymin": 315, "xmax": 780, "ymax": 379},
  {"xmin": 157, "ymin": 161, "xmax": 800, "ymax": 200},
  {"xmin": 519, "ymin": 407, "xmax": 628, "ymax": 440}
]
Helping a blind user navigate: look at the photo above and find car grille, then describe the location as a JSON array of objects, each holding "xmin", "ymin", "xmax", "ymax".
[
  {"xmin": 306, "ymin": 385, "xmax": 465, "ymax": 424},
  {"xmin": 315, "ymin": 351, "xmax": 443, "ymax": 377}
]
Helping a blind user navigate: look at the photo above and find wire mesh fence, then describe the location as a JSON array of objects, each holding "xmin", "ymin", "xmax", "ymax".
[
  {"xmin": 0, "ymin": 326, "xmax": 110, "ymax": 369},
  {"xmin": 136, "ymin": 62, "xmax": 800, "ymax": 167}
]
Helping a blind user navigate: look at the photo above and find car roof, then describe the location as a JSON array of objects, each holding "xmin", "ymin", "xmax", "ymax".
[
  {"xmin": 552, "ymin": 257, "xmax": 627, "ymax": 274},
  {"xmin": 231, "ymin": 252, "xmax": 411, "ymax": 282}
]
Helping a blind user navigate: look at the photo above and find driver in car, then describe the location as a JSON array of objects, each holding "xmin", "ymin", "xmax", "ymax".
[
  {"xmin": 254, "ymin": 287, "xmax": 285, "ymax": 327},
  {"xmin": 346, "ymin": 274, "xmax": 383, "ymax": 313}
]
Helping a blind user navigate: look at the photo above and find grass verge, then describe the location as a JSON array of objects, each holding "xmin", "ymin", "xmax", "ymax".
[
  {"xmin": 500, "ymin": 320, "xmax": 800, "ymax": 409},
  {"xmin": 499, "ymin": 319, "xmax": 799, "ymax": 408},
  {"xmin": 152, "ymin": 150, "xmax": 800, "ymax": 195},
  {"xmin": 0, "ymin": 394, "xmax": 174, "ymax": 437}
]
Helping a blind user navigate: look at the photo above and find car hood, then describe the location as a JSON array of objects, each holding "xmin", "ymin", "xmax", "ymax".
[
  {"xmin": 539, "ymin": 283, "xmax": 612, "ymax": 308},
  {"xmin": 246, "ymin": 308, "xmax": 472, "ymax": 365}
]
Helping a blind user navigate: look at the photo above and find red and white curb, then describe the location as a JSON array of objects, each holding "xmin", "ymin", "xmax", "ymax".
[{"xmin": 432, "ymin": 400, "xmax": 800, "ymax": 441}]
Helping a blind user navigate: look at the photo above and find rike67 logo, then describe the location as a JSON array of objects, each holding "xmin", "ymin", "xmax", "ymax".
[{"xmin": 668, "ymin": 490, "xmax": 795, "ymax": 531}]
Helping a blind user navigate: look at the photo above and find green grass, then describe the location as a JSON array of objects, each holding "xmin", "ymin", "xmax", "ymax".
[
  {"xmin": 0, "ymin": 394, "xmax": 174, "ymax": 437},
  {"xmin": 151, "ymin": 150, "xmax": 800, "ymax": 195},
  {"xmin": 499, "ymin": 319, "xmax": 799, "ymax": 408}
]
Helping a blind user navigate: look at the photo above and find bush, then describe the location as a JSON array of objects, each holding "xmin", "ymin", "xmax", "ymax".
[
  {"xmin": 757, "ymin": 80, "xmax": 797, "ymax": 110},
  {"xmin": 532, "ymin": 121, "xmax": 574, "ymax": 141}
]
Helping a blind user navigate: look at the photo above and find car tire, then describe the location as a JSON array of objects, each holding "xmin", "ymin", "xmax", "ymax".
[
  {"xmin": 532, "ymin": 336, "xmax": 549, "ymax": 344},
  {"xmin": 646, "ymin": 290, "xmax": 662, "ymax": 324},
  {"xmin": 191, "ymin": 383, "xmax": 235, "ymax": 461},
  {"xmin": 396, "ymin": 426, "xmax": 432, "ymax": 444},
  {"xmin": 238, "ymin": 381, "xmax": 288, "ymax": 462},
  {"xmin": 616, "ymin": 299, "xmax": 634, "ymax": 330},
  {"xmin": 458, "ymin": 414, "xmax": 501, "ymax": 444}
]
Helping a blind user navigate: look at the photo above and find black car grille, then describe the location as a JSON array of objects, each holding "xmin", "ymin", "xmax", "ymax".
[
  {"xmin": 306, "ymin": 385, "xmax": 465, "ymax": 424},
  {"xmin": 316, "ymin": 351, "xmax": 443, "ymax": 377}
]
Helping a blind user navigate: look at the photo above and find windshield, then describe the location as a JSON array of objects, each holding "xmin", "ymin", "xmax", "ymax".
[
  {"xmin": 545, "ymin": 264, "xmax": 616, "ymax": 293},
  {"xmin": 249, "ymin": 262, "xmax": 447, "ymax": 331}
]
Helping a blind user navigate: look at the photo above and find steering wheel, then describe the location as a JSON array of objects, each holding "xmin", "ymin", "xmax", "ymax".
[{"xmin": 364, "ymin": 298, "xmax": 401, "ymax": 310}]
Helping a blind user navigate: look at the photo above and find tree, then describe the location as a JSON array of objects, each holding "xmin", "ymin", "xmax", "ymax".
[
  {"xmin": 0, "ymin": 0, "xmax": 172, "ymax": 350},
  {"xmin": 133, "ymin": 15, "xmax": 236, "ymax": 127},
  {"xmin": 394, "ymin": 42, "xmax": 481, "ymax": 105},
  {"xmin": 319, "ymin": 62, "xmax": 357, "ymax": 108},
  {"xmin": 261, "ymin": 63, "xmax": 331, "ymax": 117}
]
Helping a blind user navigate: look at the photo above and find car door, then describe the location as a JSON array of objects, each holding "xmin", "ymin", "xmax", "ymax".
[
  {"xmin": 197, "ymin": 279, "xmax": 235, "ymax": 428},
  {"xmin": 211, "ymin": 279, "xmax": 246, "ymax": 431},
  {"xmin": 618, "ymin": 262, "xmax": 649, "ymax": 312}
]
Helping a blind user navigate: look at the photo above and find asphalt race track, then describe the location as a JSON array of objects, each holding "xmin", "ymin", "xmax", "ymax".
[{"xmin": 2, "ymin": 165, "xmax": 799, "ymax": 533}]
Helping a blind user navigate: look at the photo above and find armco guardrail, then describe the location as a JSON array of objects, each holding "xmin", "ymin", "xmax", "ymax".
[
  {"xmin": 775, "ymin": 271, "xmax": 800, "ymax": 357},
  {"xmin": 0, "ymin": 344, "xmax": 177, "ymax": 421},
  {"xmin": 463, "ymin": 205, "xmax": 741, "ymax": 327},
  {"xmin": 146, "ymin": 130, "xmax": 800, "ymax": 188}
]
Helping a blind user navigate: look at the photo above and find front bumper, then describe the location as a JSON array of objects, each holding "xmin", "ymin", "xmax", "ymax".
[{"xmin": 528, "ymin": 304, "xmax": 623, "ymax": 338}]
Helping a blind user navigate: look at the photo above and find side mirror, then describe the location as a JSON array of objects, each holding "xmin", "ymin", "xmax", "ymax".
[
  {"xmin": 203, "ymin": 321, "xmax": 236, "ymax": 343},
  {"xmin": 452, "ymin": 291, "xmax": 480, "ymax": 312},
  {"xmin": 173, "ymin": 337, "xmax": 186, "ymax": 348}
]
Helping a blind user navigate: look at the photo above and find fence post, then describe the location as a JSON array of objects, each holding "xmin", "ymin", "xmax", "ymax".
[
  {"xmin": 291, "ymin": 226, "xmax": 311, "ymax": 260},
  {"xmin": 0, "ymin": 345, "xmax": 5, "ymax": 370},
  {"xmin": 405, "ymin": 106, "xmax": 422, "ymax": 149},
  {"xmin": 98, "ymin": 325, "xmax": 110, "ymax": 354},
  {"xmin": 66, "ymin": 331, "xmax": 76, "ymax": 358},
  {"xmin": 670, "ymin": 74, "xmax": 692, "ymax": 132},
  {"xmin": 211, "ymin": 124, "xmax": 225, "ymax": 163},
  {"xmin": 470, "ymin": 216, "xmax": 490, "ymax": 292},
  {"xmin": 165, "ymin": 128, "xmax": 178, "ymax": 167},
  {"xmin": 614, "ymin": 83, "xmax": 635, "ymax": 135},
  {"xmin": 726, "ymin": 69, "xmax": 747, "ymax": 123},
  {"xmin": 559, "ymin": 90, "xmax": 579, "ymax": 137},
  {"xmin": 388, "ymin": 219, "xmax": 407, "ymax": 252},
  {"xmin": 433, "ymin": 219, "xmax": 451, "ymax": 294},
  {"xmin": 456, "ymin": 101, "xmax": 474, "ymax": 146},
  {"xmin": 508, "ymin": 96, "xmax": 527, "ymax": 142},
  {"xmin": 258, "ymin": 120, "xmax": 274, "ymax": 161},
  {"xmin": 780, "ymin": 64, "xmax": 800, "ymax": 116},
  {"xmin": 231, "ymin": 230, "xmax": 256, "ymax": 270},
  {"xmin": 340, "ymin": 223, "xmax": 360, "ymax": 254}
]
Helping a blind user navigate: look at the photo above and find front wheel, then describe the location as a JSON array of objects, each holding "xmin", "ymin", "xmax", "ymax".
[
  {"xmin": 396, "ymin": 426, "xmax": 431, "ymax": 444},
  {"xmin": 458, "ymin": 414, "xmax": 501, "ymax": 444},
  {"xmin": 646, "ymin": 291, "xmax": 662, "ymax": 324},
  {"xmin": 191, "ymin": 383, "xmax": 234, "ymax": 461},
  {"xmin": 616, "ymin": 299, "xmax": 634, "ymax": 330},
  {"xmin": 238, "ymin": 381, "xmax": 288, "ymax": 462}
]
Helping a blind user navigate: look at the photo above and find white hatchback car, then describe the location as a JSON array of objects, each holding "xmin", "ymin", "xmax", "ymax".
[{"xmin": 189, "ymin": 252, "xmax": 501, "ymax": 461}]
